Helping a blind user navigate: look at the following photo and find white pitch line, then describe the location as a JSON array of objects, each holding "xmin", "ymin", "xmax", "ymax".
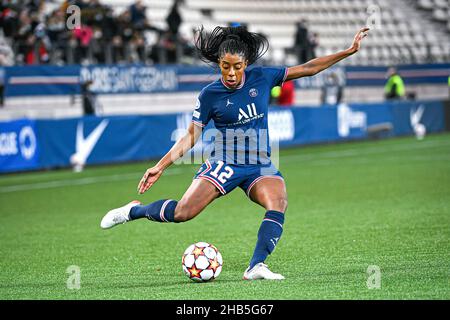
[
  {"xmin": 279, "ymin": 139, "xmax": 450, "ymax": 163},
  {"xmin": 0, "ymin": 168, "xmax": 184, "ymax": 193},
  {"xmin": 292, "ymin": 154, "xmax": 450, "ymax": 168}
]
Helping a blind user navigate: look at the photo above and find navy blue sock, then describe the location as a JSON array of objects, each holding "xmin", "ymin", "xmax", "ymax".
[
  {"xmin": 249, "ymin": 210, "xmax": 285, "ymax": 269},
  {"xmin": 129, "ymin": 199, "xmax": 178, "ymax": 223}
]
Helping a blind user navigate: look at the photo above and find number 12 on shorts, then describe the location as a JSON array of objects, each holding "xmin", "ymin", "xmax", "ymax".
[{"xmin": 210, "ymin": 161, "xmax": 234, "ymax": 184}]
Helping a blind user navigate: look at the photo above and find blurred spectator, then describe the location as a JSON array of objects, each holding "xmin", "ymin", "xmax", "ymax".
[
  {"xmin": 151, "ymin": 30, "xmax": 177, "ymax": 64},
  {"xmin": 111, "ymin": 35, "xmax": 125, "ymax": 63},
  {"xmin": 308, "ymin": 32, "xmax": 319, "ymax": 60},
  {"xmin": 1, "ymin": 5, "xmax": 20, "ymax": 38},
  {"xmin": 384, "ymin": 67, "xmax": 405, "ymax": 100},
  {"xmin": 0, "ymin": 67, "xmax": 4, "ymax": 106},
  {"xmin": 129, "ymin": 31, "xmax": 146, "ymax": 63},
  {"xmin": 0, "ymin": 37, "xmax": 14, "ymax": 66},
  {"xmin": 129, "ymin": 0, "xmax": 162, "ymax": 35},
  {"xmin": 16, "ymin": 8, "xmax": 35, "ymax": 41},
  {"xmin": 120, "ymin": 10, "xmax": 135, "ymax": 52},
  {"xmin": 73, "ymin": 24, "xmax": 93, "ymax": 64},
  {"xmin": 47, "ymin": 9, "xmax": 68, "ymax": 64},
  {"xmin": 81, "ymin": 80, "xmax": 101, "ymax": 115},
  {"xmin": 321, "ymin": 72, "xmax": 343, "ymax": 106},
  {"xmin": 129, "ymin": 0, "xmax": 147, "ymax": 30},
  {"xmin": 278, "ymin": 81, "xmax": 295, "ymax": 106},
  {"xmin": 167, "ymin": 0, "xmax": 183, "ymax": 36},
  {"xmin": 448, "ymin": 75, "xmax": 450, "ymax": 98},
  {"xmin": 24, "ymin": 33, "xmax": 49, "ymax": 64},
  {"xmin": 165, "ymin": 0, "xmax": 184, "ymax": 63},
  {"xmin": 293, "ymin": 20, "xmax": 310, "ymax": 64}
]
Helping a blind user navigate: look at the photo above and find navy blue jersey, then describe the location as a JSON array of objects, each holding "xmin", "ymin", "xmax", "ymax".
[{"xmin": 192, "ymin": 66, "xmax": 288, "ymax": 165}]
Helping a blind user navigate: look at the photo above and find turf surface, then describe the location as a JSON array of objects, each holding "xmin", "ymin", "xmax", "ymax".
[{"xmin": 0, "ymin": 134, "xmax": 449, "ymax": 299}]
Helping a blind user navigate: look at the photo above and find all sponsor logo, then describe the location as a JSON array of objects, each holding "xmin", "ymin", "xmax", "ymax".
[
  {"xmin": 337, "ymin": 103, "xmax": 367, "ymax": 137},
  {"xmin": 238, "ymin": 103, "xmax": 259, "ymax": 121}
]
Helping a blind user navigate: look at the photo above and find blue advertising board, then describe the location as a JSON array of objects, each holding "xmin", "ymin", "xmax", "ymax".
[
  {"xmin": 35, "ymin": 114, "xmax": 179, "ymax": 170},
  {"xmin": 0, "ymin": 100, "xmax": 445, "ymax": 173},
  {"xmin": 4, "ymin": 65, "xmax": 80, "ymax": 96},
  {"xmin": 0, "ymin": 119, "xmax": 39, "ymax": 172},
  {"xmin": 4, "ymin": 64, "xmax": 449, "ymax": 97}
]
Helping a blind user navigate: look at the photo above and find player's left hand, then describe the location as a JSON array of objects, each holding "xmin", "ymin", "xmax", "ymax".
[{"xmin": 349, "ymin": 27, "xmax": 370, "ymax": 54}]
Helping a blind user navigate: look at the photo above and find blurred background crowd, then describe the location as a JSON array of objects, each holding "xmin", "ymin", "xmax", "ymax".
[
  {"xmin": 0, "ymin": 0, "xmax": 448, "ymax": 117},
  {"xmin": 0, "ymin": 0, "xmax": 341, "ymax": 67},
  {"xmin": 0, "ymin": 0, "xmax": 195, "ymax": 65},
  {"xmin": 1, "ymin": 0, "xmax": 449, "ymax": 67}
]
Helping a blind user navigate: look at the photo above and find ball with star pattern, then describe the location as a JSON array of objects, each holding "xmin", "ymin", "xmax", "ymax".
[{"xmin": 182, "ymin": 242, "xmax": 223, "ymax": 282}]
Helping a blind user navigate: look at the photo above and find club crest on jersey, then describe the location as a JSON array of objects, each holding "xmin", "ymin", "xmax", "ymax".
[{"xmin": 249, "ymin": 88, "xmax": 258, "ymax": 97}]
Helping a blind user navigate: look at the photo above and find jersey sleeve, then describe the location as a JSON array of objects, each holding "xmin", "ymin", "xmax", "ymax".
[
  {"xmin": 191, "ymin": 89, "xmax": 212, "ymax": 128},
  {"xmin": 262, "ymin": 66, "xmax": 289, "ymax": 88}
]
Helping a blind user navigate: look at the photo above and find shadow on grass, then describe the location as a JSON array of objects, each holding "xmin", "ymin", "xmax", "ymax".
[{"xmin": 97, "ymin": 277, "xmax": 245, "ymax": 290}]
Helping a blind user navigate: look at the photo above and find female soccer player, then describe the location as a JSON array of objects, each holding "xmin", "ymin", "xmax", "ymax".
[{"xmin": 101, "ymin": 26, "xmax": 369, "ymax": 280}]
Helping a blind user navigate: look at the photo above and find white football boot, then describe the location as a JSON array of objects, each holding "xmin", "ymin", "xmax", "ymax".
[
  {"xmin": 100, "ymin": 200, "xmax": 141, "ymax": 229},
  {"xmin": 243, "ymin": 263, "xmax": 285, "ymax": 280}
]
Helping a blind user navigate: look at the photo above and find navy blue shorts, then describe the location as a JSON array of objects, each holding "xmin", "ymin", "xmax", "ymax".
[{"xmin": 193, "ymin": 160, "xmax": 284, "ymax": 197}]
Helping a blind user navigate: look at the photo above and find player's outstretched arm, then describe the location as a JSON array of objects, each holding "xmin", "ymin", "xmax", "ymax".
[
  {"xmin": 286, "ymin": 27, "xmax": 369, "ymax": 80},
  {"xmin": 137, "ymin": 122, "xmax": 202, "ymax": 194}
]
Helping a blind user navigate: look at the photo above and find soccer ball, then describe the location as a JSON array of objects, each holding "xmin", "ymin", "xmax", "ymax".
[{"xmin": 182, "ymin": 242, "xmax": 223, "ymax": 282}]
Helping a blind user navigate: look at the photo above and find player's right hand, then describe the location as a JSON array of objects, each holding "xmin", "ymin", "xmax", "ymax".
[{"xmin": 138, "ymin": 165, "xmax": 163, "ymax": 194}]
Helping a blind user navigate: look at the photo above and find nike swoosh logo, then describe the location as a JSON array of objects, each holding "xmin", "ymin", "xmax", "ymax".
[
  {"xmin": 71, "ymin": 119, "xmax": 109, "ymax": 165},
  {"xmin": 410, "ymin": 105, "xmax": 424, "ymax": 126}
]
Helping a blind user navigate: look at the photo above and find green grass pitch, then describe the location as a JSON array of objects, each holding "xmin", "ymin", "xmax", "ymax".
[{"xmin": 0, "ymin": 133, "xmax": 449, "ymax": 300}]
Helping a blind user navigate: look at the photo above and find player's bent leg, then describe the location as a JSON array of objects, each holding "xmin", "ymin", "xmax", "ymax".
[
  {"xmin": 244, "ymin": 177, "xmax": 288, "ymax": 280},
  {"xmin": 248, "ymin": 177, "xmax": 288, "ymax": 213},
  {"xmin": 101, "ymin": 179, "xmax": 220, "ymax": 229},
  {"xmin": 100, "ymin": 200, "xmax": 142, "ymax": 229},
  {"xmin": 174, "ymin": 178, "xmax": 221, "ymax": 222}
]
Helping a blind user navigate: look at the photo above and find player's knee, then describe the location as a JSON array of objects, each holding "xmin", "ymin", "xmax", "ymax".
[
  {"xmin": 267, "ymin": 197, "xmax": 288, "ymax": 213},
  {"xmin": 174, "ymin": 201, "xmax": 196, "ymax": 222},
  {"xmin": 278, "ymin": 197, "xmax": 288, "ymax": 213}
]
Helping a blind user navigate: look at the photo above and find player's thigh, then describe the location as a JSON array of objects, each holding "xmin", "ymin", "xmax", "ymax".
[
  {"xmin": 248, "ymin": 177, "xmax": 288, "ymax": 213},
  {"xmin": 175, "ymin": 178, "xmax": 221, "ymax": 222}
]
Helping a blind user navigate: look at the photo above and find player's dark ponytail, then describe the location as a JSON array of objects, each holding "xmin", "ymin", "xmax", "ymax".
[{"xmin": 195, "ymin": 25, "xmax": 269, "ymax": 65}]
